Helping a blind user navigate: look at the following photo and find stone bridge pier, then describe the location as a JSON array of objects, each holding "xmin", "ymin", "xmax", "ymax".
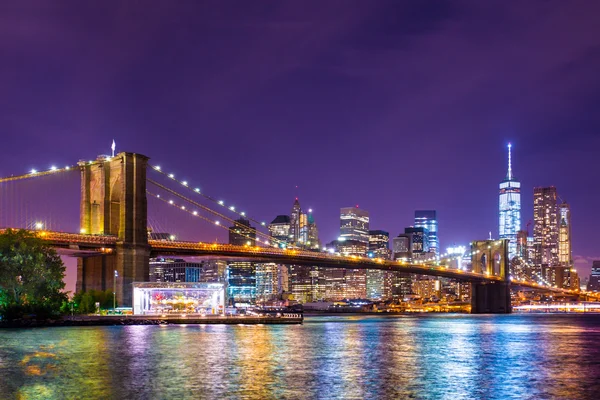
[
  {"xmin": 470, "ymin": 239, "xmax": 511, "ymax": 314},
  {"xmin": 76, "ymin": 152, "xmax": 149, "ymax": 307}
]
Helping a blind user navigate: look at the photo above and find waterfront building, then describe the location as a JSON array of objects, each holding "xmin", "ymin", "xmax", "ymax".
[
  {"xmin": 499, "ymin": 143, "xmax": 521, "ymax": 261},
  {"xmin": 226, "ymin": 261, "xmax": 256, "ymax": 305},
  {"xmin": 149, "ymin": 258, "xmax": 203, "ymax": 283},
  {"xmin": 256, "ymin": 263, "xmax": 288, "ymax": 302},
  {"xmin": 414, "ymin": 211, "xmax": 439, "ymax": 255},
  {"xmin": 288, "ymin": 265, "xmax": 326, "ymax": 303},
  {"xmin": 268, "ymin": 215, "xmax": 291, "ymax": 247},
  {"xmin": 587, "ymin": 261, "xmax": 600, "ymax": 292},
  {"xmin": 200, "ymin": 260, "xmax": 227, "ymax": 283},
  {"xmin": 533, "ymin": 187, "xmax": 559, "ymax": 277},
  {"xmin": 412, "ymin": 277, "xmax": 441, "ymax": 300},
  {"xmin": 340, "ymin": 206, "xmax": 370, "ymax": 244},
  {"xmin": 132, "ymin": 282, "xmax": 225, "ymax": 315},
  {"xmin": 229, "ymin": 218, "xmax": 256, "ymax": 246}
]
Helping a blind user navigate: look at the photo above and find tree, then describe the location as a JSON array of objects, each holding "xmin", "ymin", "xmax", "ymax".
[{"xmin": 0, "ymin": 229, "xmax": 67, "ymax": 320}]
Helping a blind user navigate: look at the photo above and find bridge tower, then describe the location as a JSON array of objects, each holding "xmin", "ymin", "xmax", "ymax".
[
  {"xmin": 470, "ymin": 239, "xmax": 511, "ymax": 313},
  {"xmin": 77, "ymin": 152, "xmax": 149, "ymax": 307}
]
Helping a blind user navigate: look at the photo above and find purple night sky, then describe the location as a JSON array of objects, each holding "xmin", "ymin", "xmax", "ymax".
[{"xmin": 1, "ymin": 1, "xmax": 600, "ymax": 291}]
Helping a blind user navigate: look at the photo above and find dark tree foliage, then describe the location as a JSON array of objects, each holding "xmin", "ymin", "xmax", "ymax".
[
  {"xmin": 72, "ymin": 289, "xmax": 116, "ymax": 313},
  {"xmin": 0, "ymin": 229, "xmax": 67, "ymax": 320}
]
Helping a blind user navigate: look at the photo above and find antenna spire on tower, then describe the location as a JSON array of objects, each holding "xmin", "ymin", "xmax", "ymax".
[
  {"xmin": 507, "ymin": 142, "xmax": 512, "ymax": 180},
  {"xmin": 111, "ymin": 139, "xmax": 116, "ymax": 158}
]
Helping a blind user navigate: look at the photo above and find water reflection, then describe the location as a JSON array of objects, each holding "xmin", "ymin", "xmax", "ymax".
[{"xmin": 1, "ymin": 315, "xmax": 599, "ymax": 399}]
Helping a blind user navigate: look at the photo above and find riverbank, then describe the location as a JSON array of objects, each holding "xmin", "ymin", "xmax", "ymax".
[{"xmin": 0, "ymin": 313, "xmax": 303, "ymax": 328}]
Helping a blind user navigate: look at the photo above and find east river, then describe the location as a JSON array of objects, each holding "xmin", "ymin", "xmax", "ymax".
[{"xmin": 1, "ymin": 314, "xmax": 600, "ymax": 399}]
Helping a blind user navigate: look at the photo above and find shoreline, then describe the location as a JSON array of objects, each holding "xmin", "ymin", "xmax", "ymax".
[{"xmin": 0, "ymin": 314, "xmax": 303, "ymax": 328}]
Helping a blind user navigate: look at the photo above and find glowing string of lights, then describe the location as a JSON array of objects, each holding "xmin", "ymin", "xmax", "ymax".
[
  {"xmin": 147, "ymin": 190, "xmax": 275, "ymax": 246},
  {"xmin": 146, "ymin": 179, "xmax": 284, "ymax": 245},
  {"xmin": 148, "ymin": 164, "xmax": 268, "ymax": 227},
  {"xmin": 0, "ymin": 164, "xmax": 77, "ymax": 183}
]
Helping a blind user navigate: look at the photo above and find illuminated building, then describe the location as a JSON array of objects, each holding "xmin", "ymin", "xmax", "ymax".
[
  {"xmin": 288, "ymin": 265, "xmax": 325, "ymax": 303},
  {"xmin": 286, "ymin": 199, "xmax": 319, "ymax": 249},
  {"xmin": 587, "ymin": 261, "xmax": 600, "ymax": 291},
  {"xmin": 226, "ymin": 261, "xmax": 256, "ymax": 305},
  {"xmin": 268, "ymin": 215, "xmax": 291, "ymax": 247},
  {"xmin": 323, "ymin": 239, "xmax": 367, "ymax": 299},
  {"xmin": 256, "ymin": 263, "xmax": 288, "ymax": 302},
  {"xmin": 149, "ymin": 258, "xmax": 203, "ymax": 282},
  {"xmin": 290, "ymin": 198, "xmax": 302, "ymax": 244},
  {"xmin": 558, "ymin": 202, "xmax": 572, "ymax": 268},
  {"xmin": 132, "ymin": 282, "xmax": 225, "ymax": 315},
  {"xmin": 367, "ymin": 230, "xmax": 391, "ymax": 300},
  {"xmin": 392, "ymin": 234, "xmax": 411, "ymax": 260},
  {"xmin": 404, "ymin": 227, "xmax": 429, "ymax": 254},
  {"xmin": 228, "ymin": 218, "xmax": 257, "ymax": 304},
  {"xmin": 412, "ymin": 277, "xmax": 441, "ymax": 300},
  {"xmin": 499, "ymin": 143, "xmax": 521, "ymax": 261},
  {"xmin": 533, "ymin": 187, "xmax": 559, "ymax": 275},
  {"xmin": 414, "ymin": 211, "xmax": 439, "ymax": 255},
  {"xmin": 340, "ymin": 206, "xmax": 370, "ymax": 244},
  {"xmin": 306, "ymin": 209, "xmax": 320, "ymax": 249},
  {"xmin": 229, "ymin": 218, "xmax": 256, "ymax": 246},
  {"xmin": 200, "ymin": 260, "xmax": 227, "ymax": 283}
]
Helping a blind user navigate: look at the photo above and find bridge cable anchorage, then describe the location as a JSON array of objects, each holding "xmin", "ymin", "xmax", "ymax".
[
  {"xmin": 0, "ymin": 164, "xmax": 77, "ymax": 184},
  {"xmin": 146, "ymin": 179, "xmax": 284, "ymax": 246},
  {"xmin": 146, "ymin": 190, "xmax": 279, "ymax": 247},
  {"xmin": 148, "ymin": 164, "xmax": 267, "ymax": 228}
]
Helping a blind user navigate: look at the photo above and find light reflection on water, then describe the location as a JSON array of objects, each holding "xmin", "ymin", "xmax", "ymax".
[{"xmin": 1, "ymin": 314, "xmax": 600, "ymax": 399}]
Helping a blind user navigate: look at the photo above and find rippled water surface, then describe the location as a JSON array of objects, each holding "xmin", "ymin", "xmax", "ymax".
[{"xmin": 1, "ymin": 314, "xmax": 600, "ymax": 399}]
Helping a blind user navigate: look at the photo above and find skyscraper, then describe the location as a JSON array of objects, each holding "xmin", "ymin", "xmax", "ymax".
[
  {"xmin": 367, "ymin": 230, "xmax": 392, "ymax": 300},
  {"xmin": 533, "ymin": 187, "xmax": 559, "ymax": 272},
  {"xmin": 499, "ymin": 143, "xmax": 521, "ymax": 261},
  {"xmin": 228, "ymin": 218, "xmax": 257, "ymax": 304},
  {"xmin": 558, "ymin": 201, "xmax": 572, "ymax": 268},
  {"xmin": 289, "ymin": 198, "xmax": 302, "ymax": 245},
  {"xmin": 340, "ymin": 206, "xmax": 370, "ymax": 244},
  {"xmin": 587, "ymin": 261, "xmax": 600, "ymax": 292},
  {"xmin": 414, "ymin": 211, "xmax": 439, "ymax": 255},
  {"xmin": 268, "ymin": 215, "xmax": 291, "ymax": 247}
]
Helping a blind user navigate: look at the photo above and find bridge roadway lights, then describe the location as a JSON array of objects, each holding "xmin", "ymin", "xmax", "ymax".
[{"xmin": 470, "ymin": 281, "xmax": 511, "ymax": 314}]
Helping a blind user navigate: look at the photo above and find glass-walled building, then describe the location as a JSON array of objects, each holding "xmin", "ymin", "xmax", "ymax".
[
  {"xmin": 340, "ymin": 207, "xmax": 370, "ymax": 244},
  {"xmin": 414, "ymin": 211, "xmax": 439, "ymax": 255},
  {"xmin": 499, "ymin": 143, "xmax": 521, "ymax": 261},
  {"xmin": 149, "ymin": 258, "xmax": 203, "ymax": 283}
]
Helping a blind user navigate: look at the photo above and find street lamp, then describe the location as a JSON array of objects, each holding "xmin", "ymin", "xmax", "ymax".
[{"xmin": 113, "ymin": 270, "xmax": 118, "ymax": 312}]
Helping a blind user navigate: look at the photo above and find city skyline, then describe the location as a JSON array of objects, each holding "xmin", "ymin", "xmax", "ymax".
[{"xmin": 0, "ymin": 2, "xmax": 599, "ymax": 279}]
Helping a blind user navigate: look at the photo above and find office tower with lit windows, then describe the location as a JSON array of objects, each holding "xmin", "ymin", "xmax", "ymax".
[
  {"xmin": 414, "ymin": 211, "xmax": 439, "ymax": 255},
  {"xmin": 268, "ymin": 215, "xmax": 291, "ymax": 247},
  {"xmin": 306, "ymin": 209, "xmax": 320, "ymax": 249},
  {"xmin": 256, "ymin": 263, "xmax": 289, "ymax": 302},
  {"xmin": 533, "ymin": 187, "xmax": 559, "ymax": 275},
  {"xmin": 367, "ymin": 230, "xmax": 391, "ymax": 300},
  {"xmin": 149, "ymin": 258, "xmax": 203, "ymax": 282},
  {"xmin": 404, "ymin": 227, "xmax": 430, "ymax": 254},
  {"xmin": 340, "ymin": 207, "xmax": 370, "ymax": 244},
  {"xmin": 499, "ymin": 143, "xmax": 521, "ymax": 262},
  {"xmin": 228, "ymin": 218, "xmax": 257, "ymax": 304},
  {"xmin": 587, "ymin": 261, "xmax": 600, "ymax": 292},
  {"xmin": 558, "ymin": 202, "xmax": 572, "ymax": 268},
  {"xmin": 290, "ymin": 198, "xmax": 302, "ymax": 244}
]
